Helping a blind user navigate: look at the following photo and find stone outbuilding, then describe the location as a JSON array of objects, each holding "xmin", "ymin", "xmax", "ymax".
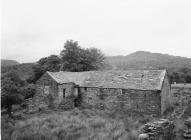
[{"xmin": 31, "ymin": 70, "xmax": 172, "ymax": 116}]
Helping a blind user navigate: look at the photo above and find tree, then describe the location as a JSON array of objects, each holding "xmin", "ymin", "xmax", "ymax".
[
  {"xmin": 82, "ymin": 48, "xmax": 105, "ymax": 70},
  {"xmin": 37, "ymin": 55, "xmax": 61, "ymax": 72},
  {"xmin": 27, "ymin": 64, "xmax": 45, "ymax": 83},
  {"xmin": 185, "ymin": 74, "xmax": 191, "ymax": 83},
  {"xmin": 169, "ymin": 72, "xmax": 180, "ymax": 83},
  {"xmin": 27, "ymin": 55, "xmax": 62, "ymax": 83},
  {"xmin": 1, "ymin": 71, "xmax": 24, "ymax": 117},
  {"xmin": 60, "ymin": 40, "xmax": 105, "ymax": 72}
]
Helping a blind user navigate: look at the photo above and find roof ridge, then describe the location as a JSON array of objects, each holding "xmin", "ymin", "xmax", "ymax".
[
  {"xmin": 46, "ymin": 71, "xmax": 59, "ymax": 82},
  {"xmin": 158, "ymin": 70, "xmax": 167, "ymax": 89}
]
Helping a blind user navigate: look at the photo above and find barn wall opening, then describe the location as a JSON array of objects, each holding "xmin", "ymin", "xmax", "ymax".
[
  {"xmin": 74, "ymin": 88, "xmax": 82, "ymax": 107},
  {"xmin": 63, "ymin": 88, "xmax": 66, "ymax": 98}
]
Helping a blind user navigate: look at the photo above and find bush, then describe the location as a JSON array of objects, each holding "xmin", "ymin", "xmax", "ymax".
[{"xmin": 20, "ymin": 84, "xmax": 36, "ymax": 99}]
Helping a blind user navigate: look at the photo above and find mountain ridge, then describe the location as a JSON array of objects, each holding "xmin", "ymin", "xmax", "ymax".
[
  {"xmin": 105, "ymin": 51, "xmax": 191, "ymax": 70},
  {"xmin": 107, "ymin": 51, "xmax": 191, "ymax": 59},
  {"xmin": 1, "ymin": 59, "xmax": 20, "ymax": 67}
]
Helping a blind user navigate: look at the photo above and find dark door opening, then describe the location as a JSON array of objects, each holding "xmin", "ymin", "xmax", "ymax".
[
  {"xmin": 74, "ymin": 92, "xmax": 82, "ymax": 107},
  {"xmin": 63, "ymin": 88, "xmax": 66, "ymax": 98}
]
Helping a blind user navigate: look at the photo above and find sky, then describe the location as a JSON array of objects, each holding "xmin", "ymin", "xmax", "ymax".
[{"xmin": 2, "ymin": 0, "xmax": 191, "ymax": 63}]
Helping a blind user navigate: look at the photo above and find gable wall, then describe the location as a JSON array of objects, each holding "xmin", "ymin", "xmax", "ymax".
[
  {"xmin": 36, "ymin": 73, "xmax": 59, "ymax": 104},
  {"xmin": 80, "ymin": 87, "xmax": 161, "ymax": 116},
  {"xmin": 28, "ymin": 73, "xmax": 60, "ymax": 112},
  {"xmin": 161, "ymin": 73, "xmax": 172, "ymax": 114},
  {"xmin": 36, "ymin": 73, "xmax": 59, "ymax": 97}
]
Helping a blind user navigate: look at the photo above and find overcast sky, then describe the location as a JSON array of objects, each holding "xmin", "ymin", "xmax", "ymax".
[{"xmin": 2, "ymin": 0, "xmax": 191, "ymax": 63}]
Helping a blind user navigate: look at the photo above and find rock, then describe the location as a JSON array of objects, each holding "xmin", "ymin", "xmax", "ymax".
[
  {"xmin": 138, "ymin": 133, "xmax": 149, "ymax": 140},
  {"xmin": 183, "ymin": 133, "xmax": 191, "ymax": 139},
  {"xmin": 185, "ymin": 118, "xmax": 191, "ymax": 128},
  {"xmin": 139, "ymin": 119, "xmax": 174, "ymax": 140},
  {"xmin": 184, "ymin": 118, "xmax": 191, "ymax": 140}
]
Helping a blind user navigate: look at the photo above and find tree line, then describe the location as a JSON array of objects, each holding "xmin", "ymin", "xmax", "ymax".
[{"xmin": 168, "ymin": 67, "xmax": 191, "ymax": 83}]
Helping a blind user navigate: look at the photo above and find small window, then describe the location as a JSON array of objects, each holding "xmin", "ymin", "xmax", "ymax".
[
  {"xmin": 74, "ymin": 88, "xmax": 78, "ymax": 96},
  {"xmin": 136, "ymin": 104, "xmax": 139, "ymax": 109},
  {"xmin": 44, "ymin": 86, "xmax": 49, "ymax": 94},
  {"xmin": 88, "ymin": 96, "xmax": 93, "ymax": 103},
  {"xmin": 63, "ymin": 88, "xmax": 66, "ymax": 98},
  {"xmin": 84, "ymin": 87, "xmax": 87, "ymax": 91},
  {"xmin": 99, "ymin": 93, "xmax": 105, "ymax": 100},
  {"xmin": 120, "ymin": 89, "xmax": 123, "ymax": 95}
]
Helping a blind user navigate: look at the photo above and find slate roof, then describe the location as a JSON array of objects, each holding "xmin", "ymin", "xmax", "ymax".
[{"xmin": 46, "ymin": 70, "xmax": 167, "ymax": 90}]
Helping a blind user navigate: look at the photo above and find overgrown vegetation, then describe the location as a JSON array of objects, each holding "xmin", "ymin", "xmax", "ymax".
[
  {"xmin": 1, "ymin": 70, "xmax": 36, "ymax": 117},
  {"xmin": 1, "ymin": 63, "xmax": 37, "ymax": 81},
  {"xmin": 168, "ymin": 67, "xmax": 191, "ymax": 83},
  {"xmin": 1, "ymin": 109, "xmax": 142, "ymax": 140}
]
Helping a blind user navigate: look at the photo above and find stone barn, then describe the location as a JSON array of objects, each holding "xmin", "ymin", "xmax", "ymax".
[{"xmin": 30, "ymin": 70, "xmax": 172, "ymax": 116}]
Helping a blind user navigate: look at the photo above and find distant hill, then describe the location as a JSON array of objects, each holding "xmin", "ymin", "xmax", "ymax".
[
  {"xmin": 105, "ymin": 51, "xmax": 191, "ymax": 70},
  {"xmin": 105, "ymin": 51, "xmax": 191, "ymax": 83},
  {"xmin": 1, "ymin": 63, "xmax": 37, "ymax": 80},
  {"xmin": 1, "ymin": 59, "xmax": 20, "ymax": 67}
]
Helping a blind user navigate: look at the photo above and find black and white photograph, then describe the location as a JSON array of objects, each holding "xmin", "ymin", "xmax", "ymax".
[{"xmin": 1, "ymin": 0, "xmax": 191, "ymax": 140}]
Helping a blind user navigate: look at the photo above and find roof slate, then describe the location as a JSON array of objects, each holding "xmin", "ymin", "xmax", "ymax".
[{"xmin": 47, "ymin": 70, "xmax": 166, "ymax": 90}]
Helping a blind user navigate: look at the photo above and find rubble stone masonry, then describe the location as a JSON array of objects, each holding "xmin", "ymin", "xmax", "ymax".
[
  {"xmin": 139, "ymin": 119, "xmax": 174, "ymax": 140},
  {"xmin": 80, "ymin": 87, "xmax": 161, "ymax": 116}
]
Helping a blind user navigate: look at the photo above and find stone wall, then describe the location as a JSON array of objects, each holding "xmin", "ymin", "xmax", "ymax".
[
  {"xmin": 171, "ymin": 85, "xmax": 191, "ymax": 115},
  {"xmin": 161, "ymin": 74, "xmax": 172, "ymax": 114},
  {"xmin": 184, "ymin": 118, "xmax": 191, "ymax": 140},
  {"xmin": 122, "ymin": 89, "xmax": 161, "ymax": 116},
  {"xmin": 58, "ymin": 83, "xmax": 76, "ymax": 98},
  {"xmin": 28, "ymin": 73, "xmax": 59, "ymax": 112},
  {"xmin": 139, "ymin": 119, "xmax": 174, "ymax": 140},
  {"xmin": 28, "ymin": 74, "xmax": 76, "ymax": 112},
  {"xmin": 80, "ymin": 87, "xmax": 161, "ymax": 116},
  {"xmin": 29, "ymin": 72, "xmax": 171, "ymax": 115},
  {"xmin": 27, "ymin": 92, "xmax": 49, "ymax": 112},
  {"xmin": 36, "ymin": 73, "xmax": 59, "ymax": 100},
  {"xmin": 57, "ymin": 83, "xmax": 76, "ymax": 110}
]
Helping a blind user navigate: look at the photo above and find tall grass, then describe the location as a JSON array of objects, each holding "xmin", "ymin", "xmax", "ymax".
[{"xmin": 2, "ymin": 109, "xmax": 140, "ymax": 140}]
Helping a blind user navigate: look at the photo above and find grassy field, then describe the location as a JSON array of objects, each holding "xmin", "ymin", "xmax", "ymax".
[
  {"xmin": 1, "ymin": 109, "xmax": 147, "ymax": 140},
  {"xmin": 2, "ymin": 107, "xmax": 190, "ymax": 140}
]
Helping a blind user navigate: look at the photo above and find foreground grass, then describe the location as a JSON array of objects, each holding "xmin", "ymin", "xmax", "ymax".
[{"xmin": 2, "ymin": 109, "xmax": 141, "ymax": 140}]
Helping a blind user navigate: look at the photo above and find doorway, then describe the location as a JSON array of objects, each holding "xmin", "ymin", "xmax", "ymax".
[{"xmin": 63, "ymin": 88, "xmax": 66, "ymax": 98}]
